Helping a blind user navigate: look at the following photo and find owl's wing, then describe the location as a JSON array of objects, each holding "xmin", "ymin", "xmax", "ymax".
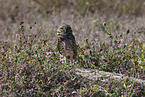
[
  {"xmin": 69, "ymin": 34, "xmax": 77, "ymax": 59},
  {"xmin": 57, "ymin": 39, "xmax": 62, "ymax": 55}
]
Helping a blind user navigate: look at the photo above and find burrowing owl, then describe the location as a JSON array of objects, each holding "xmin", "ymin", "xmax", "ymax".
[{"xmin": 57, "ymin": 24, "xmax": 77, "ymax": 63}]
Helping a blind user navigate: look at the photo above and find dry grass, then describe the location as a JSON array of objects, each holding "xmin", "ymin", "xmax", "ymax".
[{"xmin": 0, "ymin": 0, "xmax": 145, "ymax": 96}]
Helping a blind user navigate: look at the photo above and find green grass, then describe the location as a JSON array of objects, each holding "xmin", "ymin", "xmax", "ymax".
[{"xmin": 0, "ymin": 0, "xmax": 145, "ymax": 96}]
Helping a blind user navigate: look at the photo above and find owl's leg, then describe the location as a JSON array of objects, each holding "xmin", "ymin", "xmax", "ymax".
[
  {"xmin": 64, "ymin": 56, "xmax": 67, "ymax": 65},
  {"xmin": 70, "ymin": 58, "xmax": 73, "ymax": 65},
  {"xmin": 65, "ymin": 57, "xmax": 73, "ymax": 65}
]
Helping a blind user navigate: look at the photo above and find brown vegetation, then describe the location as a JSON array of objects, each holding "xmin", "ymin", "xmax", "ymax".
[{"xmin": 0, "ymin": 0, "xmax": 145, "ymax": 96}]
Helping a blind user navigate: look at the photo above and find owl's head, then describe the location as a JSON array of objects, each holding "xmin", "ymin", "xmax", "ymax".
[{"xmin": 57, "ymin": 24, "xmax": 72, "ymax": 38}]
